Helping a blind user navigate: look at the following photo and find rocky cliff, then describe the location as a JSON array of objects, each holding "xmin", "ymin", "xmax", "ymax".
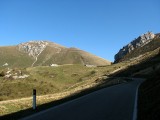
[{"xmin": 114, "ymin": 32, "xmax": 155, "ymax": 62}]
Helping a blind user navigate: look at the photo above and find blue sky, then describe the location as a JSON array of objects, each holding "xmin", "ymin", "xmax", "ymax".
[{"xmin": 0, "ymin": 0, "xmax": 160, "ymax": 61}]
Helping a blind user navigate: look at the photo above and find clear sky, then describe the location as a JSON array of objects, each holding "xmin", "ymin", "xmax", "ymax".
[{"xmin": 0, "ymin": 0, "xmax": 160, "ymax": 61}]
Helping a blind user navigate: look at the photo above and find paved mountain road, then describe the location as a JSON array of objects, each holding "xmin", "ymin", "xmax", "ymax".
[{"xmin": 22, "ymin": 79, "xmax": 143, "ymax": 120}]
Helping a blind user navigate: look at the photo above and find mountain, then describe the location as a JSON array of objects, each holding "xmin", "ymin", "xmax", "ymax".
[
  {"xmin": 0, "ymin": 41, "xmax": 110, "ymax": 67},
  {"xmin": 115, "ymin": 32, "xmax": 160, "ymax": 62},
  {"xmin": 113, "ymin": 32, "xmax": 160, "ymax": 120}
]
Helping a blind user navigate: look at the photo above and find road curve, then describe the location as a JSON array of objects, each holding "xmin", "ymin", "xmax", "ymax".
[{"xmin": 21, "ymin": 79, "xmax": 143, "ymax": 120}]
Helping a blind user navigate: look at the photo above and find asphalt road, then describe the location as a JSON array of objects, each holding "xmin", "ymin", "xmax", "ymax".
[{"xmin": 22, "ymin": 79, "xmax": 143, "ymax": 120}]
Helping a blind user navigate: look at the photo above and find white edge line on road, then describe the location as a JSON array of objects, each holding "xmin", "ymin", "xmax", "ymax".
[{"xmin": 132, "ymin": 79, "xmax": 144, "ymax": 120}]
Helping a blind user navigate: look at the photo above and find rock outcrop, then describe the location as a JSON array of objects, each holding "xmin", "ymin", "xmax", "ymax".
[
  {"xmin": 115, "ymin": 32, "xmax": 155, "ymax": 62},
  {"xmin": 18, "ymin": 41, "xmax": 48, "ymax": 59}
]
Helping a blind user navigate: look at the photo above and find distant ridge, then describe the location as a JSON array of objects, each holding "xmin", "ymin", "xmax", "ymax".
[{"xmin": 0, "ymin": 41, "xmax": 111, "ymax": 67}]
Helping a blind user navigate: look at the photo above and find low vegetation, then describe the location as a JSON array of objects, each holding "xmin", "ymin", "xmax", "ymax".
[
  {"xmin": 0, "ymin": 64, "xmax": 116, "ymax": 101},
  {"xmin": 0, "ymin": 63, "xmax": 130, "ymax": 117},
  {"xmin": 1, "ymin": 37, "xmax": 160, "ymax": 119},
  {"xmin": 138, "ymin": 67, "xmax": 160, "ymax": 120}
]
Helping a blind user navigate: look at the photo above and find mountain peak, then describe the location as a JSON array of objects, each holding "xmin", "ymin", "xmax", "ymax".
[
  {"xmin": 115, "ymin": 31, "xmax": 156, "ymax": 62},
  {"xmin": 0, "ymin": 40, "xmax": 110, "ymax": 67},
  {"xmin": 18, "ymin": 40, "xmax": 49, "ymax": 59}
]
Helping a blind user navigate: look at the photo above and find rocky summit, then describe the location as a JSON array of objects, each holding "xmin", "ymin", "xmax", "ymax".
[
  {"xmin": 115, "ymin": 32, "xmax": 156, "ymax": 62},
  {"xmin": 18, "ymin": 41, "xmax": 49, "ymax": 59},
  {"xmin": 0, "ymin": 40, "xmax": 110, "ymax": 67}
]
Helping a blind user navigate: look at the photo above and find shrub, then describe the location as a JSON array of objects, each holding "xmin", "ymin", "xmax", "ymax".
[
  {"xmin": 90, "ymin": 70, "xmax": 96, "ymax": 75},
  {"xmin": 0, "ymin": 71, "xmax": 5, "ymax": 77},
  {"xmin": 78, "ymin": 78, "xmax": 83, "ymax": 82}
]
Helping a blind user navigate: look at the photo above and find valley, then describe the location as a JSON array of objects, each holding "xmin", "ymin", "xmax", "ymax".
[{"xmin": 0, "ymin": 32, "xmax": 160, "ymax": 119}]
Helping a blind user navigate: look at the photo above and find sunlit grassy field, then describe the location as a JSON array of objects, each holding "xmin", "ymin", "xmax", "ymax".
[
  {"xmin": 0, "ymin": 64, "xmax": 114, "ymax": 100},
  {"xmin": 0, "ymin": 62, "xmax": 130, "ymax": 116}
]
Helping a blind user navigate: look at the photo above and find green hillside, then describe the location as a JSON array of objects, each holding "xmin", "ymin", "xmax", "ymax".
[
  {"xmin": 0, "ymin": 64, "xmax": 119, "ymax": 101},
  {"xmin": 34, "ymin": 47, "xmax": 110, "ymax": 66},
  {"xmin": 1, "ymin": 37, "xmax": 160, "ymax": 119},
  {"xmin": 0, "ymin": 41, "xmax": 110, "ymax": 68},
  {"xmin": 0, "ymin": 46, "xmax": 33, "ymax": 68}
]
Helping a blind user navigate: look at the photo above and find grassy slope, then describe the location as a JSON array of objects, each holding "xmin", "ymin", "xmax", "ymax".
[
  {"xmin": 110, "ymin": 46, "xmax": 160, "ymax": 78},
  {"xmin": 0, "ymin": 43, "xmax": 110, "ymax": 67},
  {"xmin": 35, "ymin": 47, "xmax": 110, "ymax": 66},
  {"xmin": 0, "ymin": 64, "xmax": 119, "ymax": 101},
  {"xmin": 138, "ymin": 68, "xmax": 160, "ymax": 120},
  {"xmin": 77, "ymin": 48, "xmax": 111, "ymax": 65},
  {"xmin": 0, "ymin": 46, "xmax": 33, "ymax": 68}
]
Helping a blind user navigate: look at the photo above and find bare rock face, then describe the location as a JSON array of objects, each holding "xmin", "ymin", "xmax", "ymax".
[
  {"xmin": 18, "ymin": 41, "xmax": 48, "ymax": 59},
  {"xmin": 115, "ymin": 32, "xmax": 155, "ymax": 62}
]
